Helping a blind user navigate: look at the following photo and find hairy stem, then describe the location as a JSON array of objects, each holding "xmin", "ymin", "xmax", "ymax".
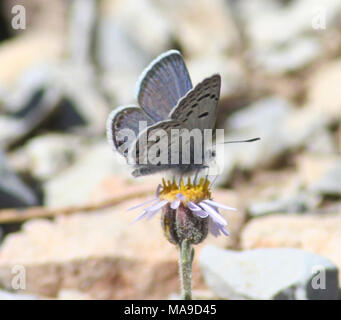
[{"xmin": 179, "ymin": 239, "xmax": 193, "ymax": 300}]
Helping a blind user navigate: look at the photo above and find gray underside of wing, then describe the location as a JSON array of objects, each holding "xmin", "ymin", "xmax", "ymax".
[
  {"xmin": 136, "ymin": 50, "xmax": 193, "ymax": 122},
  {"xmin": 169, "ymin": 74, "xmax": 221, "ymax": 131},
  {"xmin": 129, "ymin": 119, "xmax": 209, "ymax": 177},
  {"xmin": 106, "ymin": 106, "xmax": 153, "ymax": 158}
]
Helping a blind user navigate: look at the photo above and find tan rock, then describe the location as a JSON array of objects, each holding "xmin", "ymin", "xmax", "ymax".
[
  {"xmin": 0, "ymin": 32, "xmax": 63, "ymax": 89},
  {"xmin": 0, "ymin": 187, "xmax": 243, "ymax": 299},
  {"xmin": 241, "ymin": 214, "xmax": 341, "ymax": 281},
  {"xmin": 307, "ymin": 59, "xmax": 341, "ymax": 121},
  {"xmin": 296, "ymin": 154, "xmax": 338, "ymax": 187}
]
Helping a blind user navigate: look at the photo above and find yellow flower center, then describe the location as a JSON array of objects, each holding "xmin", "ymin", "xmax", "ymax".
[{"xmin": 159, "ymin": 177, "xmax": 211, "ymax": 205}]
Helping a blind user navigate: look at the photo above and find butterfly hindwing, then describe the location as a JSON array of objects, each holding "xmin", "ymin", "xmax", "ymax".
[
  {"xmin": 106, "ymin": 105, "xmax": 153, "ymax": 158},
  {"xmin": 129, "ymin": 119, "xmax": 187, "ymax": 176},
  {"xmin": 136, "ymin": 50, "xmax": 193, "ymax": 122}
]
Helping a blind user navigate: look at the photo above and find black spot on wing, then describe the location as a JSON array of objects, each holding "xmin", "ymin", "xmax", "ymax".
[{"xmin": 198, "ymin": 112, "xmax": 209, "ymax": 118}]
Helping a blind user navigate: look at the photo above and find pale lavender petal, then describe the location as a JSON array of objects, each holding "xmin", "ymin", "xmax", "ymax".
[
  {"xmin": 171, "ymin": 199, "xmax": 180, "ymax": 209},
  {"xmin": 220, "ymin": 226, "xmax": 230, "ymax": 236},
  {"xmin": 203, "ymin": 199, "xmax": 237, "ymax": 211},
  {"xmin": 193, "ymin": 210, "xmax": 209, "ymax": 218},
  {"xmin": 209, "ymin": 218, "xmax": 230, "ymax": 237},
  {"xmin": 145, "ymin": 199, "xmax": 168, "ymax": 212},
  {"xmin": 130, "ymin": 209, "xmax": 150, "ymax": 224},
  {"xmin": 209, "ymin": 219, "xmax": 221, "ymax": 237},
  {"xmin": 130, "ymin": 199, "xmax": 168, "ymax": 225},
  {"xmin": 146, "ymin": 209, "xmax": 161, "ymax": 221},
  {"xmin": 176, "ymin": 193, "xmax": 186, "ymax": 201},
  {"xmin": 188, "ymin": 201, "xmax": 201, "ymax": 211},
  {"xmin": 199, "ymin": 202, "xmax": 227, "ymax": 226},
  {"xmin": 188, "ymin": 201, "xmax": 209, "ymax": 218},
  {"xmin": 127, "ymin": 198, "xmax": 158, "ymax": 211}
]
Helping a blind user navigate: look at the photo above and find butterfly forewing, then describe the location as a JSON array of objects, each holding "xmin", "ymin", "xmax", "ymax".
[
  {"xmin": 136, "ymin": 50, "xmax": 193, "ymax": 122},
  {"xmin": 169, "ymin": 74, "xmax": 221, "ymax": 131}
]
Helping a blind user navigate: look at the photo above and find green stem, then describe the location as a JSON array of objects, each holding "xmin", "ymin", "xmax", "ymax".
[{"xmin": 179, "ymin": 239, "xmax": 194, "ymax": 300}]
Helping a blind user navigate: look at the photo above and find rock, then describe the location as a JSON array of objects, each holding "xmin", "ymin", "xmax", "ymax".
[
  {"xmin": 0, "ymin": 32, "xmax": 62, "ymax": 90},
  {"xmin": 102, "ymin": 0, "xmax": 172, "ymax": 57},
  {"xmin": 8, "ymin": 134, "xmax": 86, "ymax": 181},
  {"xmin": 241, "ymin": 213, "xmax": 341, "ymax": 283},
  {"xmin": 50, "ymin": 64, "xmax": 110, "ymax": 134},
  {"xmin": 0, "ymin": 289, "xmax": 39, "ymax": 300},
  {"xmin": 305, "ymin": 128, "xmax": 337, "ymax": 154},
  {"xmin": 238, "ymin": 0, "xmax": 341, "ymax": 50},
  {"xmin": 97, "ymin": 1, "xmax": 152, "ymax": 106},
  {"xmin": 311, "ymin": 161, "xmax": 341, "ymax": 196},
  {"xmin": 0, "ymin": 204, "xmax": 177, "ymax": 299},
  {"xmin": 187, "ymin": 56, "xmax": 245, "ymax": 100},
  {"xmin": 307, "ymin": 59, "xmax": 341, "ymax": 122},
  {"xmin": 159, "ymin": 0, "xmax": 239, "ymax": 57},
  {"xmin": 2, "ymin": 63, "xmax": 53, "ymax": 114},
  {"xmin": 57, "ymin": 289, "xmax": 91, "ymax": 300},
  {"xmin": 248, "ymin": 192, "xmax": 321, "ymax": 217},
  {"xmin": 43, "ymin": 140, "xmax": 130, "ymax": 207},
  {"xmin": 0, "ymin": 150, "xmax": 38, "ymax": 208},
  {"xmin": 0, "ymin": 86, "xmax": 62, "ymax": 149},
  {"xmin": 253, "ymin": 37, "xmax": 321, "ymax": 74},
  {"xmin": 216, "ymin": 96, "xmax": 292, "ymax": 184},
  {"xmin": 296, "ymin": 154, "xmax": 338, "ymax": 188},
  {"xmin": 97, "ymin": 21, "xmax": 148, "ymax": 106},
  {"xmin": 0, "ymin": 188, "xmax": 242, "ymax": 299},
  {"xmin": 296, "ymin": 154, "xmax": 341, "ymax": 197},
  {"xmin": 200, "ymin": 245, "xmax": 339, "ymax": 300},
  {"xmin": 237, "ymin": 0, "xmax": 341, "ymax": 74},
  {"xmin": 216, "ymin": 96, "xmax": 329, "ymax": 185}
]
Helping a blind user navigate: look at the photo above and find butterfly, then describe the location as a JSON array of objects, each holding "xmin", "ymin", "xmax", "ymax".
[{"xmin": 107, "ymin": 50, "xmax": 224, "ymax": 177}]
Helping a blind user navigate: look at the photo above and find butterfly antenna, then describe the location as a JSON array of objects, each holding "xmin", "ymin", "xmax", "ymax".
[{"xmin": 222, "ymin": 137, "xmax": 261, "ymax": 144}]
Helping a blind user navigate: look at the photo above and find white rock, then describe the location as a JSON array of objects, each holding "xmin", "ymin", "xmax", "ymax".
[
  {"xmin": 9, "ymin": 134, "xmax": 86, "ymax": 181},
  {"xmin": 159, "ymin": 0, "xmax": 239, "ymax": 57},
  {"xmin": 312, "ymin": 161, "xmax": 341, "ymax": 196},
  {"xmin": 200, "ymin": 246, "xmax": 339, "ymax": 300},
  {"xmin": 43, "ymin": 140, "xmax": 129, "ymax": 207},
  {"xmin": 216, "ymin": 97, "xmax": 291, "ymax": 183},
  {"xmin": 187, "ymin": 56, "xmax": 245, "ymax": 99},
  {"xmin": 238, "ymin": 0, "xmax": 341, "ymax": 50},
  {"xmin": 216, "ymin": 96, "xmax": 328, "ymax": 184},
  {"xmin": 253, "ymin": 37, "xmax": 321, "ymax": 74},
  {"xmin": 102, "ymin": 0, "xmax": 172, "ymax": 57}
]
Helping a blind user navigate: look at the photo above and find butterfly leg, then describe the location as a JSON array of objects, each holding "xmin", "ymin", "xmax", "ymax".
[
  {"xmin": 211, "ymin": 174, "xmax": 219, "ymax": 188},
  {"xmin": 204, "ymin": 166, "xmax": 210, "ymax": 185},
  {"xmin": 193, "ymin": 168, "xmax": 200, "ymax": 185},
  {"xmin": 178, "ymin": 174, "xmax": 183, "ymax": 186}
]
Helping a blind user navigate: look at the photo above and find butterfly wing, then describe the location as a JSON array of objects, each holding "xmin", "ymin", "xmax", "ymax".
[
  {"xmin": 136, "ymin": 50, "xmax": 193, "ymax": 122},
  {"xmin": 128, "ymin": 119, "xmax": 186, "ymax": 176},
  {"xmin": 169, "ymin": 74, "xmax": 221, "ymax": 131},
  {"xmin": 106, "ymin": 105, "xmax": 153, "ymax": 158}
]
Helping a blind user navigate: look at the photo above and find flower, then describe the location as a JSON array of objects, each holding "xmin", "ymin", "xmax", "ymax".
[{"xmin": 129, "ymin": 177, "xmax": 236, "ymax": 244}]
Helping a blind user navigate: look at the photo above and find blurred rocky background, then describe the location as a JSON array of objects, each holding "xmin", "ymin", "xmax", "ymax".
[{"xmin": 0, "ymin": 0, "xmax": 341, "ymax": 300}]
